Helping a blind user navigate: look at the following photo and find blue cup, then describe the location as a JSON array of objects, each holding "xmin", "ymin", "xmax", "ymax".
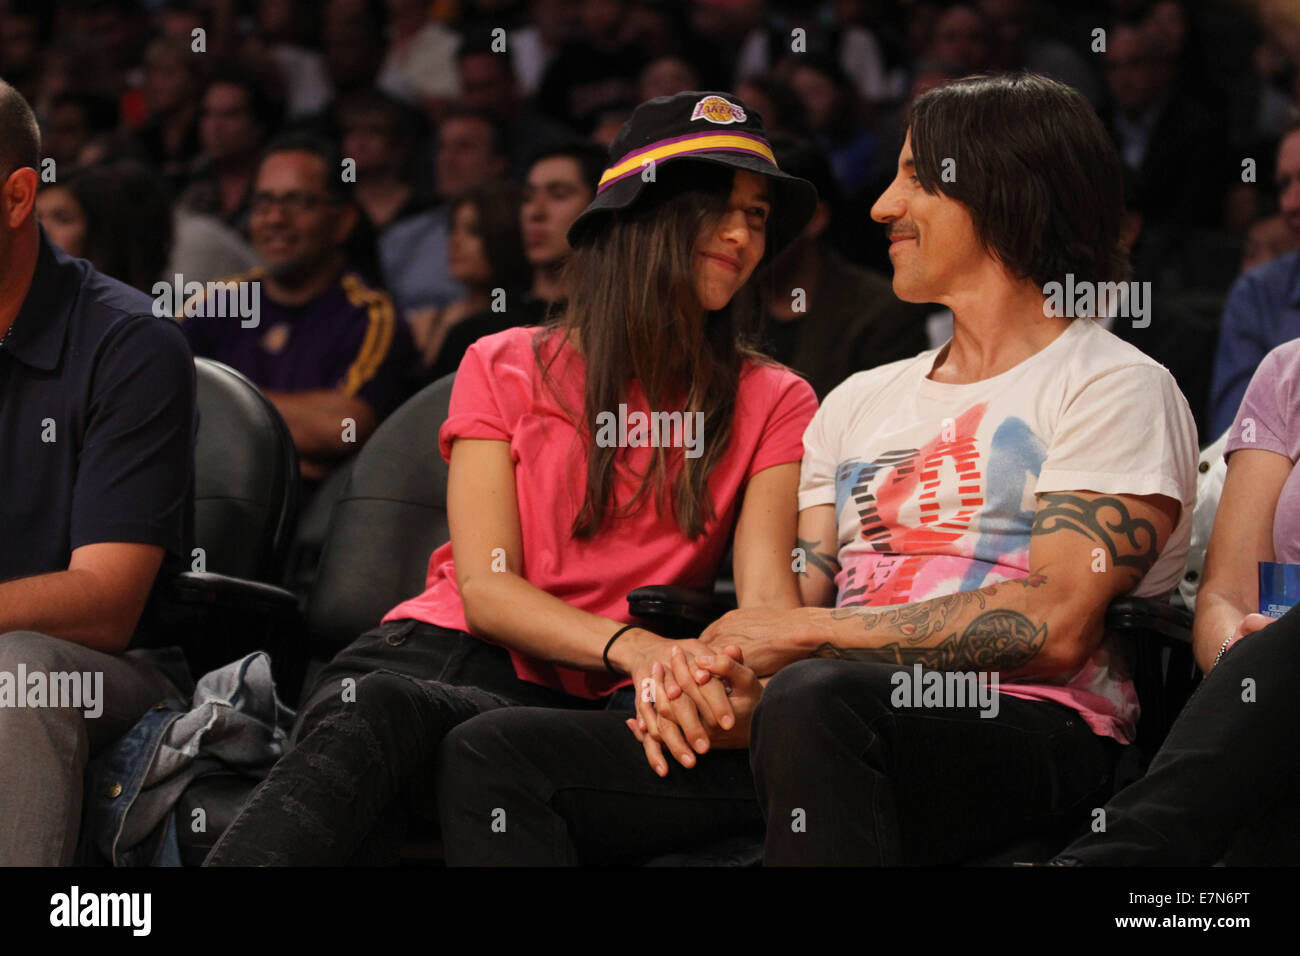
[{"xmin": 1258, "ymin": 561, "xmax": 1300, "ymax": 618}]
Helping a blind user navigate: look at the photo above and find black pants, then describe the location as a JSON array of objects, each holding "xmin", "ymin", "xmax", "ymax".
[
  {"xmin": 1055, "ymin": 602, "xmax": 1300, "ymax": 865},
  {"xmin": 204, "ymin": 619, "xmax": 607, "ymax": 865},
  {"xmin": 438, "ymin": 658, "xmax": 1120, "ymax": 865}
]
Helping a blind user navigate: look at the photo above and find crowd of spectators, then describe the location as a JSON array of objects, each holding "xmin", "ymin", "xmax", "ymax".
[
  {"xmin": 3, "ymin": 0, "xmax": 1299, "ymax": 467},
  {"xmin": 8, "ymin": 0, "xmax": 1300, "ymax": 872}
]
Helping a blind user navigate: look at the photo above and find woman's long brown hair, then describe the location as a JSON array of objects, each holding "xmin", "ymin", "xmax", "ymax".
[{"xmin": 534, "ymin": 163, "xmax": 771, "ymax": 540}]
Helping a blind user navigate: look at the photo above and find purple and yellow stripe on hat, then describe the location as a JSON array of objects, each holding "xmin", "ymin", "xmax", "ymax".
[{"xmin": 596, "ymin": 130, "xmax": 777, "ymax": 193}]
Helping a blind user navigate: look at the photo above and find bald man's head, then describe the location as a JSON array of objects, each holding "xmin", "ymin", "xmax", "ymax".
[
  {"xmin": 0, "ymin": 79, "xmax": 41, "ymax": 276},
  {"xmin": 0, "ymin": 79, "xmax": 41, "ymax": 183}
]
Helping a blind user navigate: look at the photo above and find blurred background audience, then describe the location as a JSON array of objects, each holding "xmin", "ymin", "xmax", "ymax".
[{"xmin": 0, "ymin": 0, "xmax": 1293, "ymax": 451}]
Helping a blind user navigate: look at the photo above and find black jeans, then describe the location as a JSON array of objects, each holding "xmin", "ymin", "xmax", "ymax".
[
  {"xmin": 1055, "ymin": 602, "xmax": 1300, "ymax": 865},
  {"xmin": 437, "ymin": 658, "xmax": 1120, "ymax": 865},
  {"xmin": 204, "ymin": 619, "xmax": 606, "ymax": 865}
]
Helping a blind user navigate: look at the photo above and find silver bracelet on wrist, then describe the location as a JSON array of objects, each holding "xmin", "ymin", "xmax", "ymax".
[{"xmin": 1214, "ymin": 636, "xmax": 1234, "ymax": 667}]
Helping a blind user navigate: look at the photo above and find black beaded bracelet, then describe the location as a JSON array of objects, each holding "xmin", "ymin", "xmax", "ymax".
[{"xmin": 603, "ymin": 624, "xmax": 640, "ymax": 675}]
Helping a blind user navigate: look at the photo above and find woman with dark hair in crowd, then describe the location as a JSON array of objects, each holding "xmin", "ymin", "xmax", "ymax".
[
  {"xmin": 407, "ymin": 181, "xmax": 531, "ymax": 370},
  {"xmin": 36, "ymin": 160, "xmax": 173, "ymax": 293},
  {"xmin": 204, "ymin": 91, "xmax": 820, "ymax": 865}
]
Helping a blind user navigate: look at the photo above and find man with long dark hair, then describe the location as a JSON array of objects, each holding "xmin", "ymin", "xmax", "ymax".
[{"xmin": 436, "ymin": 74, "xmax": 1199, "ymax": 866}]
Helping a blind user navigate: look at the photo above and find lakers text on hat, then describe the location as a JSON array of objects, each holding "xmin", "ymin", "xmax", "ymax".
[{"xmin": 690, "ymin": 95, "xmax": 747, "ymax": 125}]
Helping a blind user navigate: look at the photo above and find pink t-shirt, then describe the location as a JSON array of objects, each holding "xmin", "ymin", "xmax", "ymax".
[{"xmin": 384, "ymin": 326, "xmax": 818, "ymax": 699}]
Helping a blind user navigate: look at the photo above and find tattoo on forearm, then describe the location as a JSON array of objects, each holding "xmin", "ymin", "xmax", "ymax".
[
  {"xmin": 813, "ymin": 609, "xmax": 1048, "ymax": 671},
  {"xmin": 830, "ymin": 588, "xmax": 987, "ymax": 642},
  {"xmin": 1031, "ymin": 493, "xmax": 1158, "ymax": 576},
  {"xmin": 796, "ymin": 536, "xmax": 839, "ymax": 580},
  {"xmin": 828, "ymin": 574, "xmax": 1047, "ymax": 643}
]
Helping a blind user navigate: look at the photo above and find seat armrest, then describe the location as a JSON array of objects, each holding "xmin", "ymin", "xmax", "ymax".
[
  {"xmin": 1105, "ymin": 596, "xmax": 1199, "ymax": 767},
  {"xmin": 138, "ymin": 571, "xmax": 307, "ymax": 702},
  {"xmin": 628, "ymin": 591, "xmax": 1194, "ymax": 645},
  {"xmin": 1105, "ymin": 596, "xmax": 1193, "ymax": 645},
  {"xmin": 626, "ymin": 586, "xmax": 738, "ymax": 638},
  {"xmin": 156, "ymin": 571, "xmax": 300, "ymax": 617}
]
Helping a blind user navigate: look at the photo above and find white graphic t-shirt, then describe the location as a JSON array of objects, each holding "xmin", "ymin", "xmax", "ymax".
[{"xmin": 799, "ymin": 318, "xmax": 1198, "ymax": 743}]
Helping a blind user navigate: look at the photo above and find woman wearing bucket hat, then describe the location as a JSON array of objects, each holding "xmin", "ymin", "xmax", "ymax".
[{"xmin": 205, "ymin": 92, "xmax": 819, "ymax": 865}]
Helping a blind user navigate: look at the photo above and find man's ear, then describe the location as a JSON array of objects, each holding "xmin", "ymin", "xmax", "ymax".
[{"xmin": 3, "ymin": 167, "xmax": 38, "ymax": 229}]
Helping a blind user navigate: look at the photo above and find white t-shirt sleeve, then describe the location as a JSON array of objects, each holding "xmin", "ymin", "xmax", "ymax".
[
  {"xmin": 1036, "ymin": 363, "xmax": 1197, "ymax": 508},
  {"xmin": 1036, "ymin": 362, "xmax": 1199, "ymax": 597},
  {"xmin": 798, "ymin": 383, "xmax": 850, "ymax": 511}
]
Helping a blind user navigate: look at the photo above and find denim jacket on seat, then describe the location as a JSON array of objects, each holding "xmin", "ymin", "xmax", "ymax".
[{"xmin": 79, "ymin": 651, "xmax": 294, "ymax": 866}]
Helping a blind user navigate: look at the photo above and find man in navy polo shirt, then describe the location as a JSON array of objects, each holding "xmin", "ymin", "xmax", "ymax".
[
  {"xmin": 179, "ymin": 131, "xmax": 415, "ymax": 483},
  {"xmin": 0, "ymin": 81, "xmax": 196, "ymax": 865}
]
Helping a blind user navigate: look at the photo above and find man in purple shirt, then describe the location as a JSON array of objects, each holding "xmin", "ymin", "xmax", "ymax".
[{"xmin": 180, "ymin": 132, "xmax": 415, "ymax": 482}]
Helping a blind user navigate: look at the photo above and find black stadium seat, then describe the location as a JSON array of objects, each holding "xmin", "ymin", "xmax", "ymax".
[
  {"xmin": 176, "ymin": 373, "xmax": 457, "ymax": 865},
  {"xmin": 138, "ymin": 358, "xmax": 302, "ymax": 686},
  {"xmin": 303, "ymin": 372, "xmax": 454, "ymax": 660},
  {"xmin": 192, "ymin": 358, "xmax": 299, "ymax": 582}
]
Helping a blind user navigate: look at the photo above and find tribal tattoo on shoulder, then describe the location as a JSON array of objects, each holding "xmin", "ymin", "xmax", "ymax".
[{"xmin": 1031, "ymin": 492, "xmax": 1159, "ymax": 577}]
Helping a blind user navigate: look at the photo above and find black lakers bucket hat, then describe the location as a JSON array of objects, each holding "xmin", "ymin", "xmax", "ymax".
[{"xmin": 567, "ymin": 91, "xmax": 819, "ymax": 257}]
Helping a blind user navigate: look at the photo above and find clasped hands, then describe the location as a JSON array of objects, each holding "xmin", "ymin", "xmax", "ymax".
[
  {"xmin": 626, "ymin": 639, "xmax": 757, "ymax": 777},
  {"xmin": 623, "ymin": 607, "xmax": 813, "ymax": 777}
]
